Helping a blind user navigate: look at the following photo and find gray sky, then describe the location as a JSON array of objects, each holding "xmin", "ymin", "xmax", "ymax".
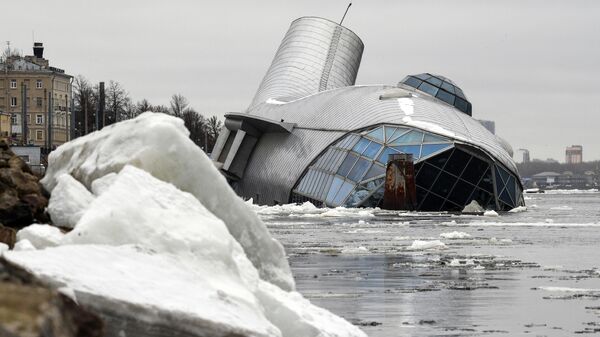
[{"xmin": 4, "ymin": 0, "xmax": 600, "ymax": 162}]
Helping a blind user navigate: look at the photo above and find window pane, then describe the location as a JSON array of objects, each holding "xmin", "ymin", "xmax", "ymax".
[
  {"xmin": 403, "ymin": 76, "xmax": 422, "ymax": 89},
  {"xmin": 363, "ymin": 142, "xmax": 382, "ymax": 159},
  {"xmin": 364, "ymin": 163, "xmax": 385, "ymax": 180},
  {"xmin": 384, "ymin": 126, "xmax": 397, "ymax": 142},
  {"xmin": 449, "ymin": 179, "xmax": 476, "ymax": 206},
  {"xmin": 423, "ymin": 133, "xmax": 448, "ymax": 143},
  {"xmin": 454, "ymin": 87, "xmax": 466, "ymax": 99},
  {"xmin": 454, "ymin": 96, "xmax": 468, "ymax": 113},
  {"xmin": 444, "ymin": 150, "xmax": 471, "ymax": 176},
  {"xmin": 418, "ymin": 81, "xmax": 439, "ymax": 96},
  {"xmin": 390, "ymin": 130, "xmax": 424, "ymax": 145},
  {"xmin": 420, "ymin": 144, "xmax": 451, "ymax": 158},
  {"xmin": 352, "ymin": 138, "xmax": 370, "ymax": 154},
  {"xmin": 326, "ymin": 176, "xmax": 344, "ymax": 204},
  {"xmin": 347, "ymin": 157, "xmax": 370, "ymax": 182},
  {"xmin": 499, "ymin": 187, "xmax": 514, "ymax": 207},
  {"xmin": 333, "ymin": 181, "xmax": 355, "ymax": 205},
  {"xmin": 461, "ymin": 156, "xmax": 489, "ymax": 185},
  {"xmin": 392, "ymin": 145, "xmax": 421, "ymax": 160},
  {"xmin": 478, "ymin": 168, "xmax": 494, "ymax": 193},
  {"xmin": 441, "ymin": 81, "xmax": 455, "ymax": 94},
  {"xmin": 495, "ymin": 165, "xmax": 510, "ymax": 186},
  {"xmin": 366, "ymin": 127, "xmax": 384, "ymax": 141},
  {"xmin": 420, "ymin": 192, "xmax": 445, "ymax": 211},
  {"xmin": 436, "ymin": 90, "xmax": 455, "ymax": 105},
  {"xmin": 431, "ymin": 171, "xmax": 457, "ymax": 199},
  {"xmin": 415, "ymin": 73, "xmax": 430, "ymax": 80},
  {"xmin": 426, "ymin": 76, "xmax": 442, "ymax": 86},
  {"xmin": 377, "ymin": 147, "xmax": 399, "ymax": 164},
  {"xmin": 386, "ymin": 127, "xmax": 409, "ymax": 143},
  {"xmin": 337, "ymin": 152, "xmax": 358, "ymax": 177},
  {"xmin": 415, "ymin": 163, "xmax": 440, "ymax": 190},
  {"xmin": 506, "ymin": 175, "xmax": 517, "ymax": 205}
]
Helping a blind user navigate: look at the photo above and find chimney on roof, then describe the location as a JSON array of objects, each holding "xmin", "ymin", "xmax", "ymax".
[{"xmin": 33, "ymin": 42, "xmax": 44, "ymax": 58}]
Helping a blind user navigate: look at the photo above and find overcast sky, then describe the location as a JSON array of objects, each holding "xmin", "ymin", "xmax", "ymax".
[{"xmin": 4, "ymin": 0, "xmax": 599, "ymax": 162}]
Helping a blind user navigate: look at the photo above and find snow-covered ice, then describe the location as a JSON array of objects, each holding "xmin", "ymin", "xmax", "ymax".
[
  {"xmin": 47, "ymin": 173, "xmax": 94, "ymax": 228},
  {"xmin": 0, "ymin": 243, "xmax": 8, "ymax": 254},
  {"xmin": 508, "ymin": 206, "xmax": 527, "ymax": 213},
  {"xmin": 440, "ymin": 231, "xmax": 471, "ymax": 239},
  {"xmin": 16, "ymin": 224, "xmax": 64, "ymax": 249},
  {"xmin": 40, "ymin": 112, "xmax": 293, "ymax": 290},
  {"xmin": 408, "ymin": 240, "xmax": 447, "ymax": 250}
]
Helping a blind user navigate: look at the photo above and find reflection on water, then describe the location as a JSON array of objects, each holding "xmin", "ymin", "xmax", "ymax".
[{"xmin": 263, "ymin": 193, "xmax": 600, "ymax": 336}]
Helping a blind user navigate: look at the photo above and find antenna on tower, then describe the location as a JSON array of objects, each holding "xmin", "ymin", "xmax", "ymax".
[{"xmin": 340, "ymin": 2, "xmax": 352, "ymax": 26}]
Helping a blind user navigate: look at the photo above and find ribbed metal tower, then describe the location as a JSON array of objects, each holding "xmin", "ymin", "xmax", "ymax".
[{"xmin": 249, "ymin": 17, "xmax": 364, "ymax": 109}]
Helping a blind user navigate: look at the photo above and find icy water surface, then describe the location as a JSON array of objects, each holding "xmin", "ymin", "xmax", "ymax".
[{"xmin": 259, "ymin": 192, "xmax": 600, "ymax": 336}]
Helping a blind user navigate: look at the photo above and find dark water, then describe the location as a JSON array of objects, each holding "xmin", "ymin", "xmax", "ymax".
[{"xmin": 262, "ymin": 192, "xmax": 600, "ymax": 336}]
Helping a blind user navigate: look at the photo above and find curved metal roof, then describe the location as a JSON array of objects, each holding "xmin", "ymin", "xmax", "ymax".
[{"xmin": 247, "ymin": 85, "xmax": 517, "ymax": 175}]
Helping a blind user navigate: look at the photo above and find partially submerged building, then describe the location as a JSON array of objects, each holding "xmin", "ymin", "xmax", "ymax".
[{"xmin": 212, "ymin": 17, "xmax": 524, "ymax": 211}]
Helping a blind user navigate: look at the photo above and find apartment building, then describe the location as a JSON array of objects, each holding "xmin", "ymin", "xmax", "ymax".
[{"xmin": 0, "ymin": 42, "xmax": 72, "ymax": 148}]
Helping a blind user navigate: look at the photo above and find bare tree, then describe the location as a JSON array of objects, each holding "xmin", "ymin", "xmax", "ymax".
[
  {"xmin": 72, "ymin": 75, "xmax": 96, "ymax": 137},
  {"xmin": 169, "ymin": 94, "xmax": 188, "ymax": 117},
  {"xmin": 136, "ymin": 99, "xmax": 152, "ymax": 115},
  {"xmin": 105, "ymin": 80, "xmax": 130, "ymax": 125},
  {"xmin": 206, "ymin": 115, "xmax": 223, "ymax": 152}
]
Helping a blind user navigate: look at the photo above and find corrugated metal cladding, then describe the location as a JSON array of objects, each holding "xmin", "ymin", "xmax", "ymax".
[
  {"xmin": 249, "ymin": 17, "xmax": 364, "ymax": 109},
  {"xmin": 235, "ymin": 128, "xmax": 345, "ymax": 205},
  {"xmin": 247, "ymin": 85, "xmax": 518, "ymax": 177}
]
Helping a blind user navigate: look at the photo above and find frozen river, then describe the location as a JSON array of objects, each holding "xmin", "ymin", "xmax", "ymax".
[{"xmin": 257, "ymin": 191, "xmax": 600, "ymax": 336}]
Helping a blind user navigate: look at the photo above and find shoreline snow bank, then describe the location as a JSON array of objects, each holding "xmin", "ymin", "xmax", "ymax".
[{"xmin": 40, "ymin": 112, "xmax": 293, "ymax": 291}]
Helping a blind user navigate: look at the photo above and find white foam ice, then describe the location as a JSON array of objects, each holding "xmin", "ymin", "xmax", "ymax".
[
  {"xmin": 544, "ymin": 189, "xmax": 599, "ymax": 195},
  {"xmin": 536, "ymin": 286, "xmax": 600, "ymax": 293},
  {"xmin": 439, "ymin": 231, "xmax": 471, "ymax": 239},
  {"xmin": 550, "ymin": 206, "xmax": 574, "ymax": 211},
  {"xmin": 340, "ymin": 246, "xmax": 369, "ymax": 254},
  {"xmin": 16, "ymin": 224, "xmax": 64, "ymax": 249},
  {"xmin": 407, "ymin": 240, "xmax": 447, "ymax": 250},
  {"xmin": 483, "ymin": 210, "xmax": 499, "ymax": 217},
  {"xmin": 508, "ymin": 206, "xmax": 527, "ymax": 213}
]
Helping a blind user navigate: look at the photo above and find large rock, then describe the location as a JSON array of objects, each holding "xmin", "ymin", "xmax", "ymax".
[
  {"xmin": 0, "ymin": 258, "xmax": 103, "ymax": 337},
  {"xmin": 0, "ymin": 140, "xmax": 49, "ymax": 228}
]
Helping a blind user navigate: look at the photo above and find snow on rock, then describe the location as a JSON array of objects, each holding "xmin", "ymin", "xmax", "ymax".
[
  {"xmin": 5, "ymin": 245, "xmax": 280, "ymax": 337},
  {"xmin": 407, "ymin": 240, "xmax": 447, "ymax": 250},
  {"xmin": 508, "ymin": 206, "xmax": 527, "ymax": 213},
  {"xmin": 47, "ymin": 174, "xmax": 94, "ymax": 228},
  {"xmin": 483, "ymin": 210, "xmax": 499, "ymax": 217},
  {"xmin": 0, "ymin": 243, "xmax": 8, "ymax": 254},
  {"xmin": 439, "ymin": 231, "xmax": 471, "ymax": 239},
  {"xmin": 462, "ymin": 200, "xmax": 484, "ymax": 213},
  {"xmin": 40, "ymin": 112, "xmax": 293, "ymax": 290},
  {"xmin": 257, "ymin": 280, "xmax": 367, "ymax": 337},
  {"xmin": 16, "ymin": 224, "xmax": 64, "ymax": 249}
]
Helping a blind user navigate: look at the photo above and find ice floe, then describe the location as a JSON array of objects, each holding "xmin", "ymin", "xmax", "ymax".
[
  {"xmin": 483, "ymin": 210, "xmax": 499, "ymax": 217},
  {"xmin": 508, "ymin": 206, "xmax": 527, "ymax": 213},
  {"xmin": 439, "ymin": 231, "xmax": 471, "ymax": 239},
  {"xmin": 408, "ymin": 240, "xmax": 447, "ymax": 250}
]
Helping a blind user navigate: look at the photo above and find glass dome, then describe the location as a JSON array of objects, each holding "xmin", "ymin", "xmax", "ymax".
[{"xmin": 400, "ymin": 73, "xmax": 473, "ymax": 116}]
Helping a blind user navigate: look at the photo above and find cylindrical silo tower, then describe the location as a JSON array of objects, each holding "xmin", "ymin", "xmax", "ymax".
[{"xmin": 249, "ymin": 17, "xmax": 364, "ymax": 109}]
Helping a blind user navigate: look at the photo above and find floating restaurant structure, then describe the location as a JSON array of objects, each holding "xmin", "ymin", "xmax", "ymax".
[{"xmin": 211, "ymin": 17, "xmax": 524, "ymax": 211}]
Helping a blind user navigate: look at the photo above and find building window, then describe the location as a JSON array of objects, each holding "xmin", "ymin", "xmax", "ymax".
[
  {"xmin": 10, "ymin": 80, "xmax": 17, "ymax": 89},
  {"xmin": 36, "ymin": 130, "xmax": 43, "ymax": 141},
  {"xmin": 36, "ymin": 97, "xmax": 42, "ymax": 107},
  {"xmin": 11, "ymin": 114, "xmax": 17, "ymax": 125},
  {"xmin": 36, "ymin": 80, "xmax": 42, "ymax": 89},
  {"xmin": 36, "ymin": 114, "xmax": 44, "ymax": 125},
  {"xmin": 10, "ymin": 97, "xmax": 17, "ymax": 107}
]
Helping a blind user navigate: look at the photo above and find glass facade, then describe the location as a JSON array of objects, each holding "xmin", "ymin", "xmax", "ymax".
[
  {"xmin": 399, "ymin": 73, "xmax": 473, "ymax": 116},
  {"xmin": 291, "ymin": 125, "xmax": 524, "ymax": 211}
]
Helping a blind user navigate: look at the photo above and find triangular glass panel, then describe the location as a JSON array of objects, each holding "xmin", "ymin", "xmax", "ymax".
[
  {"xmin": 363, "ymin": 163, "xmax": 386, "ymax": 181},
  {"xmin": 499, "ymin": 187, "xmax": 514, "ymax": 206},
  {"xmin": 420, "ymin": 143, "xmax": 452, "ymax": 159},
  {"xmin": 390, "ymin": 130, "xmax": 424, "ymax": 145},
  {"xmin": 384, "ymin": 126, "xmax": 396, "ymax": 142},
  {"xmin": 391, "ymin": 145, "xmax": 421, "ymax": 160},
  {"xmin": 365, "ymin": 127, "xmax": 384, "ymax": 141},
  {"xmin": 385, "ymin": 127, "xmax": 409, "ymax": 143},
  {"xmin": 377, "ymin": 146, "xmax": 400, "ymax": 164},
  {"xmin": 352, "ymin": 138, "xmax": 370, "ymax": 155},
  {"xmin": 495, "ymin": 165, "xmax": 510, "ymax": 186},
  {"xmin": 423, "ymin": 133, "xmax": 448, "ymax": 143}
]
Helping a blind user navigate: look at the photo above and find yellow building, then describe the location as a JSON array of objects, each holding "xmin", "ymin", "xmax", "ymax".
[
  {"xmin": 0, "ymin": 42, "xmax": 72, "ymax": 148},
  {"xmin": 0, "ymin": 112, "xmax": 10, "ymax": 140}
]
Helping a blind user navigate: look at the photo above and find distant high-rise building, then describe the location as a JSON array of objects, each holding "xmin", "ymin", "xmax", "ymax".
[
  {"xmin": 519, "ymin": 149, "xmax": 530, "ymax": 163},
  {"xmin": 0, "ymin": 42, "xmax": 72, "ymax": 149},
  {"xmin": 565, "ymin": 145, "xmax": 583, "ymax": 164},
  {"xmin": 477, "ymin": 120, "xmax": 495, "ymax": 134}
]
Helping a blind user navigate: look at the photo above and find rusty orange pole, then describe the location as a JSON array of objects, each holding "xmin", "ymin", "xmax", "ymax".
[{"xmin": 383, "ymin": 153, "xmax": 417, "ymax": 210}]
